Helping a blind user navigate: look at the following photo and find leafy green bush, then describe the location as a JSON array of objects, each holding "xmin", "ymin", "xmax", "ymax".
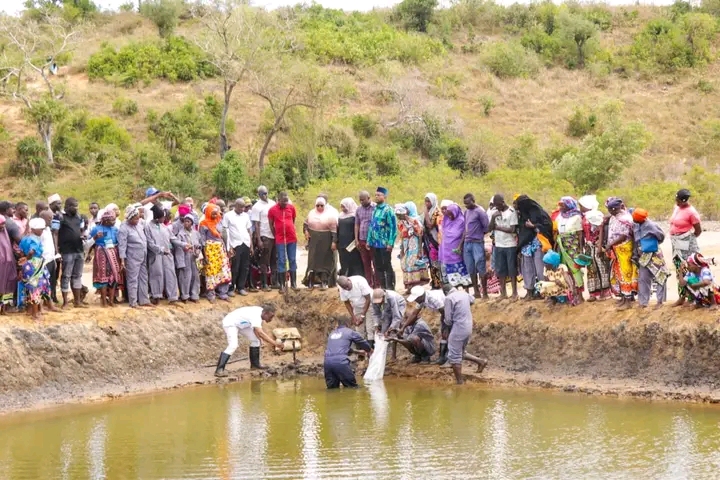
[
  {"xmin": 566, "ymin": 107, "xmax": 597, "ymax": 137},
  {"xmin": 554, "ymin": 104, "xmax": 651, "ymax": 192},
  {"xmin": 555, "ymin": 12, "xmax": 599, "ymax": 68},
  {"xmin": 479, "ymin": 95, "xmax": 495, "ymax": 117},
  {"xmin": 211, "ymin": 151, "xmax": 255, "ymax": 200},
  {"xmin": 87, "ymin": 37, "xmax": 217, "ymax": 87},
  {"xmin": 320, "ymin": 124, "xmax": 358, "ymax": 157},
  {"xmin": 11, "ymin": 137, "xmax": 47, "ymax": 178},
  {"xmin": 363, "ymin": 145, "xmax": 401, "ymax": 176},
  {"xmin": 84, "ymin": 117, "xmax": 132, "ymax": 149},
  {"xmin": 297, "ymin": 5, "xmax": 444, "ymax": 65},
  {"xmin": 140, "ymin": 0, "xmax": 181, "ymax": 38},
  {"xmin": 444, "ymin": 137, "xmax": 469, "ymax": 172},
  {"xmin": 481, "ymin": 41, "xmax": 540, "ymax": 79},
  {"xmin": 351, "ymin": 114, "xmax": 378, "ymax": 138},
  {"xmin": 263, "ymin": 147, "xmax": 341, "ymax": 192},
  {"xmin": 388, "ymin": 112, "xmax": 460, "ymax": 162},
  {"xmin": 112, "ymin": 97, "xmax": 139, "ymax": 116},
  {"xmin": 506, "ymin": 133, "xmax": 540, "ymax": 169},
  {"xmin": 394, "ymin": 0, "xmax": 438, "ymax": 33},
  {"xmin": 702, "ymin": 0, "xmax": 720, "ymax": 15}
]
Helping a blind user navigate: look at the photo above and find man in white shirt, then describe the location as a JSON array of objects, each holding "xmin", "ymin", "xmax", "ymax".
[
  {"xmin": 337, "ymin": 275, "xmax": 374, "ymax": 345},
  {"xmin": 489, "ymin": 194, "xmax": 519, "ymax": 300},
  {"xmin": 223, "ymin": 198, "xmax": 253, "ymax": 296},
  {"xmin": 250, "ymin": 185, "xmax": 277, "ymax": 291},
  {"xmin": 214, "ymin": 304, "xmax": 284, "ymax": 377}
]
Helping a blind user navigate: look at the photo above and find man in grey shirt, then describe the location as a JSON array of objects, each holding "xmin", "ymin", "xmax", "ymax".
[
  {"xmin": 372, "ymin": 288, "xmax": 406, "ymax": 360},
  {"xmin": 444, "ymin": 287, "xmax": 488, "ymax": 384}
]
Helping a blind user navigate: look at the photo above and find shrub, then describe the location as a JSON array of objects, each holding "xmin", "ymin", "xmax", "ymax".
[
  {"xmin": 481, "ymin": 41, "xmax": 540, "ymax": 79},
  {"xmin": 140, "ymin": 0, "xmax": 181, "ymax": 38},
  {"xmin": 87, "ymin": 37, "xmax": 217, "ymax": 87},
  {"xmin": 506, "ymin": 133, "xmax": 540, "ymax": 169},
  {"xmin": 320, "ymin": 124, "xmax": 358, "ymax": 157},
  {"xmin": 83, "ymin": 116, "xmax": 132, "ymax": 149},
  {"xmin": 554, "ymin": 105, "xmax": 651, "ymax": 192},
  {"xmin": 566, "ymin": 107, "xmax": 597, "ymax": 137},
  {"xmin": 697, "ymin": 79, "xmax": 715, "ymax": 93},
  {"xmin": 211, "ymin": 151, "xmax": 255, "ymax": 200},
  {"xmin": 479, "ymin": 95, "xmax": 495, "ymax": 117},
  {"xmin": 555, "ymin": 12, "xmax": 599, "ymax": 68},
  {"xmin": 297, "ymin": 5, "xmax": 444, "ymax": 65},
  {"xmin": 367, "ymin": 146, "xmax": 401, "ymax": 176},
  {"xmin": 389, "ymin": 112, "xmax": 459, "ymax": 162},
  {"xmin": 351, "ymin": 114, "xmax": 378, "ymax": 138},
  {"xmin": 11, "ymin": 137, "xmax": 47, "ymax": 178},
  {"xmin": 702, "ymin": 0, "xmax": 720, "ymax": 15},
  {"xmin": 444, "ymin": 137, "xmax": 469, "ymax": 172},
  {"xmin": 394, "ymin": 0, "xmax": 438, "ymax": 33},
  {"xmin": 112, "ymin": 97, "xmax": 139, "ymax": 116}
]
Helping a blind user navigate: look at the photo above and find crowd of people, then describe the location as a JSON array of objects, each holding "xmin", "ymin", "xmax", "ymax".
[{"xmin": 0, "ymin": 185, "xmax": 711, "ymax": 321}]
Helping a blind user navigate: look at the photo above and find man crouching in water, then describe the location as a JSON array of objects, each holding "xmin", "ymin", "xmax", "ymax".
[
  {"xmin": 444, "ymin": 287, "xmax": 488, "ymax": 384},
  {"xmin": 215, "ymin": 303, "xmax": 284, "ymax": 377},
  {"xmin": 324, "ymin": 316, "xmax": 373, "ymax": 389},
  {"xmin": 387, "ymin": 305, "xmax": 436, "ymax": 363}
]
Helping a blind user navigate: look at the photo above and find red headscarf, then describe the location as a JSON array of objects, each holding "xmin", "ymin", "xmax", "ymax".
[{"xmin": 200, "ymin": 204, "xmax": 222, "ymax": 238}]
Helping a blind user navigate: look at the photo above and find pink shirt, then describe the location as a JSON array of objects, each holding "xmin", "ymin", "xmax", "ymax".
[{"xmin": 669, "ymin": 205, "xmax": 700, "ymax": 235}]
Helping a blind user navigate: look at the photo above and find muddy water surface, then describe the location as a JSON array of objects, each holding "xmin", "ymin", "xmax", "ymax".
[{"xmin": 2, "ymin": 379, "xmax": 720, "ymax": 479}]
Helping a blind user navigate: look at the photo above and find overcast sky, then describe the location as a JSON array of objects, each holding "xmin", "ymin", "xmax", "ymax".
[{"xmin": 1, "ymin": 0, "xmax": 673, "ymax": 15}]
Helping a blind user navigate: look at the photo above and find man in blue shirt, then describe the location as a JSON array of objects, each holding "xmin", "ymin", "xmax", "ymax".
[
  {"xmin": 366, "ymin": 186, "xmax": 397, "ymax": 290},
  {"xmin": 324, "ymin": 316, "xmax": 373, "ymax": 389}
]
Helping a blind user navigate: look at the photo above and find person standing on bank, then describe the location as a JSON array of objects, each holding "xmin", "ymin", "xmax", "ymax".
[
  {"xmin": 57, "ymin": 197, "xmax": 87, "ymax": 309},
  {"xmin": 304, "ymin": 197, "xmax": 338, "ymax": 290},
  {"xmin": 337, "ymin": 275, "xmax": 374, "ymax": 346},
  {"xmin": 39, "ymin": 209, "xmax": 59, "ymax": 304},
  {"xmin": 145, "ymin": 205, "xmax": 181, "ymax": 305},
  {"xmin": 632, "ymin": 208, "xmax": 669, "ymax": 309},
  {"xmin": 214, "ymin": 304, "xmax": 284, "ymax": 377},
  {"xmin": 0, "ymin": 216, "xmax": 17, "ymax": 314},
  {"xmin": 488, "ymin": 194, "xmax": 519, "ymax": 300},
  {"xmin": 175, "ymin": 215, "xmax": 202, "ymax": 303},
  {"xmin": 268, "ymin": 192, "xmax": 297, "ymax": 293},
  {"xmin": 251, "ymin": 186, "xmax": 277, "ymax": 292},
  {"xmin": 355, "ymin": 190, "xmax": 376, "ymax": 287},
  {"xmin": 367, "ymin": 187, "xmax": 397, "ymax": 290},
  {"xmin": 337, "ymin": 198, "xmax": 363, "ymax": 277},
  {"xmin": 89, "ymin": 210, "xmax": 123, "ymax": 308},
  {"xmin": 444, "ymin": 287, "xmax": 488, "ymax": 384},
  {"xmin": 669, "ymin": 189, "xmax": 702, "ymax": 307},
  {"xmin": 118, "ymin": 205, "xmax": 152, "ymax": 308},
  {"xmin": 514, "ymin": 195, "xmax": 553, "ymax": 301},
  {"xmin": 224, "ymin": 198, "xmax": 254, "ymax": 296},
  {"xmin": 462, "ymin": 194, "xmax": 489, "ymax": 299},
  {"xmin": 324, "ymin": 316, "xmax": 373, "ymax": 389},
  {"xmin": 200, "ymin": 204, "xmax": 232, "ymax": 303}
]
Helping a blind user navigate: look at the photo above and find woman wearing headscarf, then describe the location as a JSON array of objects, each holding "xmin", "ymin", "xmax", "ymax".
[
  {"xmin": 579, "ymin": 195, "xmax": 612, "ymax": 301},
  {"xmin": 422, "ymin": 193, "xmax": 442, "ymax": 289},
  {"xmin": 175, "ymin": 214, "xmax": 202, "ymax": 303},
  {"xmin": 337, "ymin": 198, "xmax": 363, "ymax": 277},
  {"xmin": 89, "ymin": 210, "xmax": 123, "ymax": 307},
  {"xmin": 604, "ymin": 197, "xmax": 638, "ymax": 309},
  {"xmin": 118, "ymin": 205, "xmax": 152, "ymax": 308},
  {"xmin": 632, "ymin": 208, "xmax": 669, "ymax": 308},
  {"xmin": 514, "ymin": 195, "xmax": 552, "ymax": 300},
  {"xmin": 536, "ymin": 250, "xmax": 576, "ymax": 305},
  {"xmin": 680, "ymin": 253, "xmax": 720, "ymax": 308},
  {"xmin": 200, "ymin": 203, "xmax": 232, "ymax": 303},
  {"xmin": 669, "ymin": 189, "xmax": 702, "ymax": 306},
  {"xmin": 303, "ymin": 197, "xmax": 338, "ymax": 290},
  {"xmin": 0, "ymin": 216, "xmax": 16, "ymax": 314},
  {"xmin": 18, "ymin": 219, "xmax": 54, "ymax": 320},
  {"xmin": 555, "ymin": 196, "xmax": 585, "ymax": 302},
  {"xmin": 396, "ymin": 202, "xmax": 430, "ymax": 292},
  {"xmin": 145, "ymin": 204, "xmax": 182, "ymax": 305},
  {"xmin": 439, "ymin": 202, "xmax": 471, "ymax": 288}
]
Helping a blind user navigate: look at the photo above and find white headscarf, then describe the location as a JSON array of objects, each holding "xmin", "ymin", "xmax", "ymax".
[
  {"xmin": 440, "ymin": 199, "xmax": 453, "ymax": 208},
  {"xmin": 578, "ymin": 195, "xmax": 599, "ymax": 211}
]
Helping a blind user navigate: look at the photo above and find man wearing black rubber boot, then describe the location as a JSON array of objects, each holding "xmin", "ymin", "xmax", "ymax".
[
  {"xmin": 406, "ymin": 285, "xmax": 448, "ymax": 365},
  {"xmin": 215, "ymin": 303, "xmax": 283, "ymax": 377}
]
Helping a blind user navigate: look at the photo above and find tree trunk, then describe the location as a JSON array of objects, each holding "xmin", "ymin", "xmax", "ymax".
[
  {"xmin": 576, "ymin": 40, "xmax": 585, "ymax": 68},
  {"xmin": 40, "ymin": 122, "xmax": 54, "ymax": 165},
  {"xmin": 258, "ymin": 127, "xmax": 279, "ymax": 172},
  {"xmin": 219, "ymin": 80, "xmax": 235, "ymax": 159}
]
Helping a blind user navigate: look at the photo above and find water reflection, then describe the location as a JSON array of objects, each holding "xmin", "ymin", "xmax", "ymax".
[{"xmin": 1, "ymin": 380, "xmax": 720, "ymax": 479}]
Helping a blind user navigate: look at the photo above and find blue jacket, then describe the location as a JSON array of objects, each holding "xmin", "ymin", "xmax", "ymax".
[{"xmin": 324, "ymin": 327, "xmax": 372, "ymax": 364}]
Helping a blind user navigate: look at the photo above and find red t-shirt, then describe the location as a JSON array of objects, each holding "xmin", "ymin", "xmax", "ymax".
[
  {"xmin": 267, "ymin": 204, "xmax": 297, "ymax": 245},
  {"xmin": 669, "ymin": 205, "xmax": 700, "ymax": 235}
]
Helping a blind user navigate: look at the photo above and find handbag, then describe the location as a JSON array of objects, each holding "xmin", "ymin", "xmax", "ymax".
[{"xmin": 640, "ymin": 236, "xmax": 659, "ymax": 253}]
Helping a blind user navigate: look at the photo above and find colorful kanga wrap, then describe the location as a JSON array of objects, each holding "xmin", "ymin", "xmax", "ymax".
[
  {"xmin": 398, "ymin": 217, "xmax": 429, "ymax": 288},
  {"xmin": 21, "ymin": 257, "xmax": 50, "ymax": 306},
  {"xmin": 204, "ymin": 240, "xmax": 232, "ymax": 290},
  {"xmin": 93, "ymin": 245, "xmax": 123, "ymax": 289}
]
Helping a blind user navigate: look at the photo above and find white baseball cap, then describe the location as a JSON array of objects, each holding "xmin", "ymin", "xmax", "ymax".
[{"xmin": 407, "ymin": 285, "xmax": 426, "ymax": 303}]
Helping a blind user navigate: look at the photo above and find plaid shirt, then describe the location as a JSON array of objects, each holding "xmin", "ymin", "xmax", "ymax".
[{"xmin": 355, "ymin": 202, "xmax": 376, "ymax": 242}]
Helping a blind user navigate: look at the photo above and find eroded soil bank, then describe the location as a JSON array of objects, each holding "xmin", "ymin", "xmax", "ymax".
[{"xmin": 2, "ymin": 291, "xmax": 720, "ymax": 414}]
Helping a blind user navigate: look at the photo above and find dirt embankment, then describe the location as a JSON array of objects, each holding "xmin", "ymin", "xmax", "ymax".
[{"xmin": 2, "ymin": 291, "xmax": 720, "ymax": 414}]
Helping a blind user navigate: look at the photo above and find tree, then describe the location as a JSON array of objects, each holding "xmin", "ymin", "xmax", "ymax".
[
  {"xmin": 140, "ymin": 0, "xmax": 181, "ymax": 38},
  {"xmin": 395, "ymin": 0, "xmax": 438, "ymax": 33},
  {"xmin": 192, "ymin": 0, "xmax": 290, "ymax": 158},
  {"xmin": 0, "ymin": 12, "xmax": 82, "ymax": 165},
  {"xmin": 557, "ymin": 12, "xmax": 598, "ymax": 68},
  {"xmin": 251, "ymin": 60, "xmax": 329, "ymax": 170}
]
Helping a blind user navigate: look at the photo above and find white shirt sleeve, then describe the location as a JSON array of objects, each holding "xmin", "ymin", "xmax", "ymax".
[
  {"xmin": 250, "ymin": 204, "xmax": 260, "ymax": 222},
  {"xmin": 358, "ymin": 278, "xmax": 372, "ymax": 297},
  {"xmin": 507, "ymin": 209, "xmax": 518, "ymax": 227}
]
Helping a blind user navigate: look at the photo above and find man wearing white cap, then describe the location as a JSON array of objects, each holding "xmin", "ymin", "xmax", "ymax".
[
  {"xmin": 405, "ymin": 285, "xmax": 448, "ymax": 364},
  {"xmin": 371, "ymin": 288, "xmax": 406, "ymax": 334}
]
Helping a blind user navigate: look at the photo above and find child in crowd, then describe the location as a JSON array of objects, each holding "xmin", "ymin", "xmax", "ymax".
[
  {"xmin": 536, "ymin": 250, "xmax": 576, "ymax": 306},
  {"xmin": 679, "ymin": 253, "xmax": 720, "ymax": 309}
]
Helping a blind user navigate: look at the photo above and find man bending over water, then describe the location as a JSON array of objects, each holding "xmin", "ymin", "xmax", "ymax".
[
  {"xmin": 324, "ymin": 316, "xmax": 373, "ymax": 389},
  {"xmin": 444, "ymin": 287, "xmax": 488, "ymax": 384},
  {"xmin": 388, "ymin": 304, "xmax": 436, "ymax": 363}
]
